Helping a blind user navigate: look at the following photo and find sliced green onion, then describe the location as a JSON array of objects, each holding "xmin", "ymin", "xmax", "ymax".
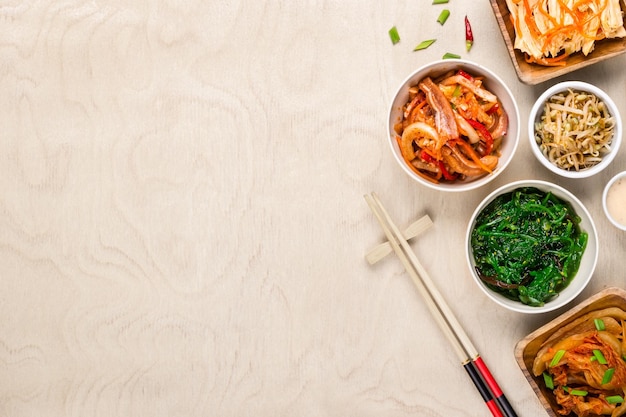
[
  {"xmin": 550, "ymin": 350, "xmax": 566, "ymax": 367},
  {"xmin": 437, "ymin": 9, "xmax": 450, "ymax": 25},
  {"xmin": 389, "ymin": 26, "xmax": 400, "ymax": 45},
  {"xmin": 432, "ymin": 0, "xmax": 449, "ymax": 3},
  {"xmin": 543, "ymin": 372, "xmax": 554, "ymax": 389},
  {"xmin": 414, "ymin": 39, "xmax": 436, "ymax": 51},
  {"xmin": 602, "ymin": 368, "xmax": 615, "ymax": 385},
  {"xmin": 563, "ymin": 386, "xmax": 588, "ymax": 396},
  {"xmin": 442, "ymin": 52, "xmax": 461, "ymax": 59},
  {"xmin": 594, "ymin": 349, "xmax": 608, "ymax": 365},
  {"xmin": 595, "ymin": 318, "xmax": 606, "ymax": 331},
  {"xmin": 452, "ymin": 85, "xmax": 462, "ymax": 97},
  {"xmin": 607, "ymin": 395, "xmax": 625, "ymax": 404}
]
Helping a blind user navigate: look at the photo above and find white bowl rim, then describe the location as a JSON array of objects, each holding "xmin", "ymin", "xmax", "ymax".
[
  {"xmin": 528, "ymin": 80, "xmax": 622, "ymax": 179},
  {"xmin": 388, "ymin": 58, "xmax": 521, "ymax": 192},
  {"xmin": 465, "ymin": 179, "xmax": 599, "ymax": 314},
  {"xmin": 602, "ymin": 171, "xmax": 626, "ymax": 231}
]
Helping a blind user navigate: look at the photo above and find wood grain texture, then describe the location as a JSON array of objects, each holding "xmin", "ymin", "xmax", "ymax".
[{"xmin": 1, "ymin": 1, "xmax": 626, "ymax": 416}]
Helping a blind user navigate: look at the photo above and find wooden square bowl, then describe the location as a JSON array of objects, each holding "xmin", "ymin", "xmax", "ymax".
[
  {"xmin": 514, "ymin": 287, "xmax": 626, "ymax": 416},
  {"xmin": 490, "ymin": 0, "xmax": 626, "ymax": 85}
]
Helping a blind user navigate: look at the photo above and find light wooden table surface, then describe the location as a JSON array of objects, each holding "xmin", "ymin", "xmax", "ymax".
[{"xmin": 3, "ymin": 1, "xmax": 626, "ymax": 416}]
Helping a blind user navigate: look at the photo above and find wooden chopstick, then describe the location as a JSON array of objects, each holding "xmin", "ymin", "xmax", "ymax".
[
  {"xmin": 367, "ymin": 193, "xmax": 518, "ymax": 417},
  {"xmin": 365, "ymin": 214, "xmax": 433, "ymax": 265},
  {"xmin": 365, "ymin": 192, "xmax": 518, "ymax": 417}
]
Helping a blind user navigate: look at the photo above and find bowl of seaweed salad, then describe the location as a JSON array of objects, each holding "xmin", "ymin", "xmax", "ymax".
[{"xmin": 466, "ymin": 180, "xmax": 598, "ymax": 313}]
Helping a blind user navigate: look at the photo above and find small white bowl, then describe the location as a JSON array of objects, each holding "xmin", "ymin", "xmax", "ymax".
[
  {"xmin": 466, "ymin": 180, "xmax": 598, "ymax": 314},
  {"xmin": 388, "ymin": 59, "xmax": 520, "ymax": 192},
  {"xmin": 529, "ymin": 81, "xmax": 622, "ymax": 178},
  {"xmin": 603, "ymin": 171, "xmax": 626, "ymax": 231}
]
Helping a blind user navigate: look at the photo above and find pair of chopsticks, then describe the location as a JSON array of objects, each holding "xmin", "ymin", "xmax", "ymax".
[{"xmin": 364, "ymin": 192, "xmax": 517, "ymax": 417}]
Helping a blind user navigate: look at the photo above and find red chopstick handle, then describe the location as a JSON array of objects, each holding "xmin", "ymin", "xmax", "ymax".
[
  {"xmin": 474, "ymin": 357, "xmax": 518, "ymax": 417},
  {"xmin": 463, "ymin": 361, "xmax": 504, "ymax": 417}
]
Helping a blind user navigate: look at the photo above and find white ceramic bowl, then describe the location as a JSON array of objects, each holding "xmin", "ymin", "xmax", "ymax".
[
  {"xmin": 529, "ymin": 81, "xmax": 622, "ymax": 178},
  {"xmin": 466, "ymin": 180, "xmax": 598, "ymax": 314},
  {"xmin": 603, "ymin": 171, "xmax": 626, "ymax": 231},
  {"xmin": 387, "ymin": 59, "xmax": 520, "ymax": 192}
]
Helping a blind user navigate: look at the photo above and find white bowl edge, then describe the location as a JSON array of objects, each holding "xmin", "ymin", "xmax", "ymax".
[{"xmin": 465, "ymin": 179, "xmax": 599, "ymax": 314}]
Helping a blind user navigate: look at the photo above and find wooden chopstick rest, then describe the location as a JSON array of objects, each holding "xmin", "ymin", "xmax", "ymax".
[{"xmin": 365, "ymin": 214, "xmax": 432, "ymax": 265}]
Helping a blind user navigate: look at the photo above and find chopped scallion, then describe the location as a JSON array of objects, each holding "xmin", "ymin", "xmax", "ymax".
[
  {"xmin": 432, "ymin": 0, "xmax": 449, "ymax": 3},
  {"xmin": 607, "ymin": 395, "xmax": 625, "ymax": 404},
  {"xmin": 414, "ymin": 39, "xmax": 436, "ymax": 51},
  {"xmin": 389, "ymin": 26, "xmax": 400, "ymax": 45},
  {"xmin": 594, "ymin": 318, "xmax": 606, "ymax": 331},
  {"xmin": 452, "ymin": 85, "xmax": 461, "ymax": 97},
  {"xmin": 602, "ymin": 368, "xmax": 615, "ymax": 385},
  {"xmin": 543, "ymin": 372, "xmax": 554, "ymax": 389},
  {"xmin": 563, "ymin": 386, "xmax": 588, "ymax": 396},
  {"xmin": 550, "ymin": 350, "xmax": 566, "ymax": 367},
  {"xmin": 442, "ymin": 52, "xmax": 461, "ymax": 59},
  {"xmin": 437, "ymin": 9, "xmax": 450, "ymax": 25},
  {"xmin": 594, "ymin": 349, "xmax": 608, "ymax": 365}
]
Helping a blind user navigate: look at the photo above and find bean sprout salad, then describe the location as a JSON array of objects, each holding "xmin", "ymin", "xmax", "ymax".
[{"xmin": 534, "ymin": 88, "xmax": 615, "ymax": 171}]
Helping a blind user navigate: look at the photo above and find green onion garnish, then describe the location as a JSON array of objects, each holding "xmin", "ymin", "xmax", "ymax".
[
  {"xmin": 607, "ymin": 395, "xmax": 625, "ymax": 404},
  {"xmin": 595, "ymin": 318, "xmax": 606, "ymax": 331},
  {"xmin": 594, "ymin": 349, "xmax": 608, "ymax": 365},
  {"xmin": 543, "ymin": 372, "xmax": 554, "ymax": 389},
  {"xmin": 563, "ymin": 386, "xmax": 588, "ymax": 396},
  {"xmin": 602, "ymin": 368, "xmax": 615, "ymax": 385},
  {"xmin": 442, "ymin": 52, "xmax": 461, "ymax": 59},
  {"xmin": 432, "ymin": 0, "xmax": 449, "ymax": 3},
  {"xmin": 550, "ymin": 350, "xmax": 566, "ymax": 367},
  {"xmin": 389, "ymin": 26, "xmax": 400, "ymax": 45},
  {"xmin": 452, "ymin": 85, "xmax": 461, "ymax": 97},
  {"xmin": 414, "ymin": 39, "xmax": 436, "ymax": 51},
  {"xmin": 437, "ymin": 9, "xmax": 450, "ymax": 25}
]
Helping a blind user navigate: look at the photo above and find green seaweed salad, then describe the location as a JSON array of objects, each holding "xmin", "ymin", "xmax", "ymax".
[{"xmin": 470, "ymin": 187, "xmax": 588, "ymax": 307}]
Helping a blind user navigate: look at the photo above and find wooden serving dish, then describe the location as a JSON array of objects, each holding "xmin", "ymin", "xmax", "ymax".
[
  {"xmin": 490, "ymin": 0, "xmax": 626, "ymax": 85},
  {"xmin": 515, "ymin": 287, "xmax": 626, "ymax": 416}
]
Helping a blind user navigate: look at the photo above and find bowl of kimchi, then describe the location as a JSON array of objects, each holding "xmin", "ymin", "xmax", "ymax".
[
  {"xmin": 529, "ymin": 81, "xmax": 622, "ymax": 179},
  {"xmin": 515, "ymin": 287, "xmax": 626, "ymax": 417},
  {"xmin": 388, "ymin": 59, "xmax": 520, "ymax": 192}
]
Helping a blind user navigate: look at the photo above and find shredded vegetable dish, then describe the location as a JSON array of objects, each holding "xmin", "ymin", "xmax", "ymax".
[
  {"xmin": 505, "ymin": 0, "xmax": 626, "ymax": 66},
  {"xmin": 533, "ymin": 308, "xmax": 626, "ymax": 416},
  {"xmin": 535, "ymin": 88, "xmax": 615, "ymax": 171},
  {"xmin": 393, "ymin": 69, "xmax": 508, "ymax": 184},
  {"xmin": 470, "ymin": 187, "xmax": 587, "ymax": 307}
]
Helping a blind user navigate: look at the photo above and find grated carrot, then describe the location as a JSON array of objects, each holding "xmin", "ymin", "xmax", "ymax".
[{"xmin": 506, "ymin": 0, "xmax": 625, "ymax": 66}]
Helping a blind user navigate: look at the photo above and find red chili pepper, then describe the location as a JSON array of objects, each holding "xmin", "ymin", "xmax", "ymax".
[
  {"xmin": 438, "ymin": 161, "xmax": 457, "ymax": 180},
  {"xmin": 465, "ymin": 16, "xmax": 474, "ymax": 52},
  {"xmin": 465, "ymin": 118, "xmax": 493, "ymax": 155},
  {"xmin": 420, "ymin": 150, "xmax": 435, "ymax": 163},
  {"xmin": 486, "ymin": 103, "xmax": 500, "ymax": 115},
  {"xmin": 457, "ymin": 69, "xmax": 474, "ymax": 81},
  {"xmin": 421, "ymin": 150, "xmax": 457, "ymax": 180}
]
